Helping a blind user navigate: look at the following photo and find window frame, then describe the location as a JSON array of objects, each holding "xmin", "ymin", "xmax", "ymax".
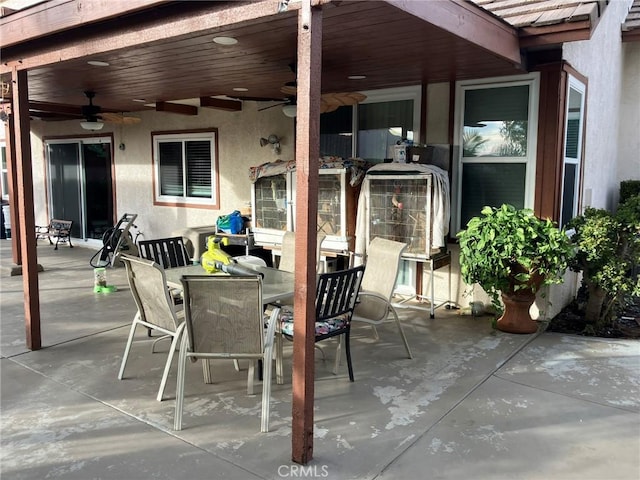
[
  {"xmin": 152, "ymin": 129, "xmax": 219, "ymax": 208},
  {"xmin": 355, "ymin": 85, "xmax": 422, "ymax": 160},
  {"xmin": 559, "ymin": 74, "xmax": 586, "ymax": 227},
  {"xmin": 319, "ymin": 85, "xmax": 422, "ymax": 161},
  {"xmin": 453, "ymin": 73, "xmax": 540, "ymax": 232}
]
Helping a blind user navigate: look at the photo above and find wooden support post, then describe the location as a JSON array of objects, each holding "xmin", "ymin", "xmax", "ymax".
[
  {"xmin": 12, "ymin": 68, "xmax": 41, "ymax": 350},
  {"xmin": 291, "ymin": 0, "xmax": 322, "ymax": 466}
]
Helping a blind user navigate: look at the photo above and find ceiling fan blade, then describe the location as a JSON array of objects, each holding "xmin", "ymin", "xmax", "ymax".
[
  {"xmin": 257, "ymin": 101, "xmax": 288, "ymax": 112},
  {"xmin": 321, "ymin": 91, "xmax": 367, "ymax": 108},
  {"xmin": 280, "ymin": 85, "xmax": 297, "ymax": 96},
  {"xmin": 320, "ymin": 102, "xmax": 340, "ymax": 114},
  {"xmin": 100, "ymin": 112, "xmax": 141, "ymax": 124}
]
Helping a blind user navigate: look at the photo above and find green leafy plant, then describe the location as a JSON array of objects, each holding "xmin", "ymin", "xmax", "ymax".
[
  {"xmin": 566, "ymin": 194, "xmax": 640, "ymax": 329},
  {"xmin": 620, "ymin": 180, "xmax": 640, "ymax": 204},
  {"xmin": 457, "ymin": 204, "xmax": 574, "ymax": 313}
]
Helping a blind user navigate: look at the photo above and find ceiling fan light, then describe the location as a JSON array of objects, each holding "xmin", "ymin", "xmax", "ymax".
[
  {"xmin": 282, "ymin": 104, "xmax": 297, "ymax": 118},
  {"xmin": 80, "ymin": 120, "xmax": 104, "ymax": 131}
]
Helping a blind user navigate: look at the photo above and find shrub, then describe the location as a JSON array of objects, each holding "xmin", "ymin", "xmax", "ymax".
[{"xmin": 565, "ymin": 194, "xmax": 640, "ymax": 330}]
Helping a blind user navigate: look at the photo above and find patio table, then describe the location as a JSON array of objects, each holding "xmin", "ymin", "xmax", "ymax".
[{"xmin": 164, "ymin": 263, "xmax": 295, "ymax": 304}]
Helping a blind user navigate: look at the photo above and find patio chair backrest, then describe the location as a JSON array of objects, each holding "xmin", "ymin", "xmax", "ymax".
[
  {"xmin": 356, "ymin": 237, "xmax": 407, "ymax": 320},
  {"xmin": 120, "ymin": 254, "xmax": 181, "ymax": 332},
  {"xmin": 138, "ymin": 236, "xmax": 190, "ymax": 269},
  {"xmin": 180, "ymin": 275, "xmax": 265, "ymax": 357},
  {"xmin": 315, "ymin": 265, "xmax": 365, "ymax": 325},
  {"xmin": 278, "ymin": 231, "xmax": 327, "ymax": 273}
]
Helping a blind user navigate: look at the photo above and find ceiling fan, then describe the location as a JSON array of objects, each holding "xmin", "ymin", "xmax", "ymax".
[
  {"xmin": 280, "ymin": 84, "xmax": 366, "ymax": 114},
  {"xmin": 258, "ymin": 63, "xmax": 366, "ymax": 116},
  {"xmin": 81, "ymin": 91, "xmax": 141, "ymax": 130},
  {"xmin": 259, "ymin": 84, "xmax": 366, "ymax": 116}
]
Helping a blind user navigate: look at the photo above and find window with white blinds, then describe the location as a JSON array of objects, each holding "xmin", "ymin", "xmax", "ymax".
[
  {"xmin": 456, "ymin": 75, "xmax": 539, "ymax": 231},
  {"xmin": 153, "ymin": 131, "xmax": 217, "ymax": 206}
]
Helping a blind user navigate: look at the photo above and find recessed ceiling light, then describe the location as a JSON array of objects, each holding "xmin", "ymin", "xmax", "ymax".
[
  {"xmin": 132, "ymin": 99, "xmax": 146, "ymax": 103},
  {"xmin": 87, "ymin": 60, "xmax": 110, "ymax": 67},
  {"xmin": 213, "ymin": 36, "xmax": 238, "ymax": 45},
  {"xmin": 232, "ymin": 87, "xmax": 248, "ymax": 92},
  {"xmin": 348, "ymin": 75, "xmax": 366, "ymax": 80}
]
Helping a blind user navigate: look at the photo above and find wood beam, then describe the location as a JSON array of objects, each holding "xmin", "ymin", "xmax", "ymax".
[
  {"xmin": 519, "ymin": 21, "xmax": 593, "ymax": 48},
  {"xmin": 1, "ymin": 0, "xmax": 301, "ymax": 73},
  {"xmin": 155, "ymin": 102, "xmax": 198, "ymax": 116},
  {"xmin": 0, "ymin": 0, "xmax": 171, "ymax": 48},
  {"xmin": 384, "ymin": 0, "xmax": 522, "ymax": 68},
  {"xmin": 291, "ymin": 0, "xmax": 322, "ymax": 465},
  {"xmin": 199, "ymin": 97, "xmax": 242, "ymax": 112},
  {"xmin": 11, "ymin": 68, "xmax": 41, "ymax": 350},
  {"xmin": 29, "ymin": 100, "xmax": 119, "ymax": 117},
  {"xmin": 0, "ymin": 7, "xmax": 17, "ymax": 18},
  {"xmin": 29, "ymin": 101, "xmax": 83, "ymax": 115}
]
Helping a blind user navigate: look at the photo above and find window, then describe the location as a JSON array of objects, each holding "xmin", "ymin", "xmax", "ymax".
[
  {"xmin": 320, "ymin": 86, "xmax": 421, "ymax": 162},
  {"xmin": 153, "ymin": 130, "xmax": 218, "ymax": 207},
  {"xmin": 560, "ymin": 75, "xmax": 585, "ymax": 227},
  {"xmin": 456, "ymin": 75, "xmax": 539, "ymax": 230}
]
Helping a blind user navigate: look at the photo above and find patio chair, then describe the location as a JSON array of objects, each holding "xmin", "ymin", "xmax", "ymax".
[
  {"xmin": 138, "ymin": 236, "xmax": 190, "ymax": 335},
  {"xmin": 118, "ymin": 254, "xmax": 186, "ymax": 402},
  {"xmin": 351, "ymin": 237, "xmax": 413, "ymax": 359},
  {"xmin": 138, "ymin": 236, "xmax": 191, "ymax": 269},
  {"xmin": 174, "ymin": 275, "xmax": 280, "ymax": 432},
  {"xmin": 276, "ymin": 265, "xmax": 365, "ymax": 382},
  {"xmin": 277, "ymin": 231, "xmax": 327, "ymax": 273}
]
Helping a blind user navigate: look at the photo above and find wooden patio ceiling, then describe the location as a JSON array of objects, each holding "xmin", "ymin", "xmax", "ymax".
[{"xmin": 0, "ymin": 0, "xmax": 526, "ymax": 120}]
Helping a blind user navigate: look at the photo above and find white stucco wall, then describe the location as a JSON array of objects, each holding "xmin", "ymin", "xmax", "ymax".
[
  {"xmin": 618, "ymin": 41, "xmax": 640, "ymax": 189},
  {"xmin": 562, "ymin": 0, "xmax": 634, "ymax": 210},
  {"xmin": 29, "ymin": 101, "xmax": 294, "ymax": 240}
]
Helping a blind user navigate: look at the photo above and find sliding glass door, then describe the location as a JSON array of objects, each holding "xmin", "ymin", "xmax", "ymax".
[{"xmin": 46, "ymin": 138, "xmax": 113, "ymax": 240}]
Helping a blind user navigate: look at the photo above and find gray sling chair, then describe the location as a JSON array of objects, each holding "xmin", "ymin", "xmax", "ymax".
[
  {"xmin": 118, "ymin": 254, "xmax": 186, "ymax": 402},
  {"xmin": 351, "ymin": 237, "xmax": 413, "ymax": 359},
  {"xmin": 137, "ymin": 236, "xmax": 191, "ymax": 337},
  {"xmin": 277, "ymin": 231, "xmax": 327, "ymax": 273},
  {"xmin": 174, "ymin": 274, "xmax": 280, "ymax": 432}
]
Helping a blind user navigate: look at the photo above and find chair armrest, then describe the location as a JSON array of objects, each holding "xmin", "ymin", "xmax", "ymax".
[{"xmin": 263, "ymin": 306, "xmax": 281, "ymax": 349}]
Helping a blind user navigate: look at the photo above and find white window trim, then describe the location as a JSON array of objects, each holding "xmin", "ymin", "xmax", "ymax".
[
  {"xmin": 453, "ymin": 73, "xmax": 540, "ymax": 232},
  {"xmin": 560, "ymin": 74, "xmax": 586, "ymax": 226},
  {"xmin": 152, "ymin": 131, "xmax": 218, "ymax": 206}
]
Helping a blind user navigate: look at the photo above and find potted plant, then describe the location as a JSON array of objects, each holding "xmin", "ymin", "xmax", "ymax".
[{"xmin": 457, "ymin": 204, "xmax": 574, "ymax": 333}]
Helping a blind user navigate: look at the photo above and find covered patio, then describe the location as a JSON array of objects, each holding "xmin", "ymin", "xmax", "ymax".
[{"xmin": 1, "ymin": 241, "xmax": 638, "ymax": 479}]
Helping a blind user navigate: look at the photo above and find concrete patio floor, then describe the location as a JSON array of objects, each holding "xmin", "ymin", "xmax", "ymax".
[{"xmin": 1, "ymin": 239, "xmax": 639, "ymax": 480}]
